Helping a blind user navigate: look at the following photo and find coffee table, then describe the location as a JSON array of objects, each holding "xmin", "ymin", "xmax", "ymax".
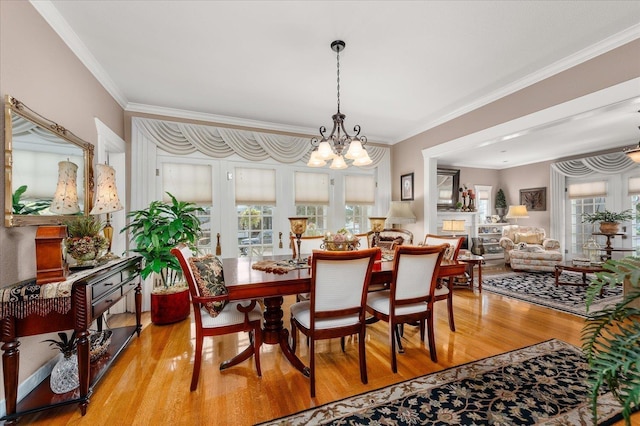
[{"xmin": 554, "ymin": 261, "xmax": 605, "ymax": 290}]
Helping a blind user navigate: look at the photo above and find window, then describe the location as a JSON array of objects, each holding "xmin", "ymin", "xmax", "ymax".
[
  {"xmin": 567, "ymin": 180, "xmax": 607, "ymax": 256},
  {"xmin": 345, "ymin": 205, "xmax": 371, "ymax": 234},
  {"xmin": 295, "ymin": 172, "xmax": 329, "ymax": 235},
  {"xmin": 235, "ymin": 168, "xmax": 276, "ymax": 256},
  {"xmin": 345, "ymin": 175, "xmax": 375, "ymax": 234},
  {"xmin": 629, "ymin": 176, "xmax": 640, "ymax": 255},
  {"xmin": 474, "ymin": 185, "xmax": 492, "ymax": 222}
]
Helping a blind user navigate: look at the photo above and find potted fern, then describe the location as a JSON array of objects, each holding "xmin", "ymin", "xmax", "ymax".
[
  {"xmin": 122, "ymin": 193, "xmax": 204, "ymax": 325},
  {"xmin": 582, "ymin": 257, "xmax": 640, "ymax": 425}
]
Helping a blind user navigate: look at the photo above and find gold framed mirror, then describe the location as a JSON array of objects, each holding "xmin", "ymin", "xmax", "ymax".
[{"xmin": 4, "ymin": 95, "xmax": 94, "ymax": 227}]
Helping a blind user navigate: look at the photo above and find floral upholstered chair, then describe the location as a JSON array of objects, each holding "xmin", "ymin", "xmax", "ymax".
[{"xmin": 499, "ymin": 225, "xmax": 562, "ymax": 272}]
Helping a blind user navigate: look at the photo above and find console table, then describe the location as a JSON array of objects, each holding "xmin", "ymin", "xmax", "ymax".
[{"xmin": 0, "ymin": 256, "xmax": 142, "ymax": 424}]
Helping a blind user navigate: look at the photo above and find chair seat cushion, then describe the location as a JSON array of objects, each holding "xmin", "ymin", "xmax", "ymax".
[
  {"xmin": 290, "ymin": 301, "xmax": 360, "ymax": 329},
  {"xmin": 200, "ymin": 301, "xmax": 262, "ymax": 328},
  {"xmin": 189, "ymin": 254, "xmax": 228, "ymax": 317},
  {"xmin": 366, "ymin": 290, "xmax": 428, "ymax": 316}
]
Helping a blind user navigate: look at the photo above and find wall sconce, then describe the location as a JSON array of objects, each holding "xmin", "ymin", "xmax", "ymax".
[
  {"xmin": 368, "ymin": 216, "xmax": 386, "ymax": 247},
  {"xmin": 49, "ymin": 161, "xmax": 80, "ymax": 214},
  {"xmin": 90, "ymin": 164, "xmax": 123, "ymax": 259},
  {"xmin": 505, "ymin": 205, "xmax": 529, "ymax": 224},
  {"xmin": 385, "ymin": 201, "xmax": 416, "ymax": 227}
]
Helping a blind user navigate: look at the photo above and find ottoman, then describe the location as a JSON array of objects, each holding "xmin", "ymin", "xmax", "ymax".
[{"xmin": 509, "ymin": 248, "xmax": 563, "ymax": 272}]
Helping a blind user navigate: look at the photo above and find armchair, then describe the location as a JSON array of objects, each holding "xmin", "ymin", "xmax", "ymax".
[{"xmin": 499, "ymin": 225, "xmax": 562, "ymax": 272}]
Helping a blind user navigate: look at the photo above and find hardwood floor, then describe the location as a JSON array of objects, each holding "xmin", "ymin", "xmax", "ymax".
[{"xmin": 17, "ymin": 279, "xmax": 631, "ymax": 425}]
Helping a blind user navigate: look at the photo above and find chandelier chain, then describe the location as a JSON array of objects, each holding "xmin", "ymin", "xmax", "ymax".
[{"xmin": 336, "ymin": 47, "xmax": 341, "ymax": 114}]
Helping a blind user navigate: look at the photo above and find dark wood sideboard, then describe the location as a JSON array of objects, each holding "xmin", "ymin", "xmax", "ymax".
[{"xmin": 0, "ymin": 256, "xmax": 142, "ymax": 424}]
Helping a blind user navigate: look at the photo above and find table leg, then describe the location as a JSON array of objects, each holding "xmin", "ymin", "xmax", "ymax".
[
  {"xmin": 477, "ymin": 261, "xmax": 483, "ymax": 293},
  {"xmin": 262, "ymin": 296, "xmax": 310, "ymax": 377},
  {"xmin": 554, "ymin": 266, "xmax": 560, "ymax": 287}
]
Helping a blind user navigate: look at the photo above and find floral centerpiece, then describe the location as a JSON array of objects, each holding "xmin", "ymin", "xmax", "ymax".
[
  {"xmin": 322, "ymin": 228, "xmax": 360, "ymax": 251},
  {"xmin": 65, "ymin": 216, "xmax": 109, "ymax": 264}
]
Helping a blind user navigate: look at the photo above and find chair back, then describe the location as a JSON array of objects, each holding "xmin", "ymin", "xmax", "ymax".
[
  {"xmin": 424, "ymin": 234, "xmax": 464, "ymax": 260},
  {"xmin": 391, "ymin": 244, "xmax": 447, "ymax": 306},
  {"xmin": 355, "ymin": 233, "xmax": 369, "ymax": 249},
  {"xmin": 290, "ymin": 235, "xmax": 325, "ymax": 259},
  {"xmin": 171, "ymin": 243, "xmax": 200, "ymax": 298},
  {"xmin": 367, "ymin": 228, "xmax": 414, "ymax": 249},
  {"xmin": 309, "ymin": 248, "xmax": 378, "ymax": 324}
]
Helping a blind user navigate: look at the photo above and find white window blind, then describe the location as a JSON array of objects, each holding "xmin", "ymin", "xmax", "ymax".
[
  {"xmin": 629, "ymin": 177, "xmax": 640, "ymax": 195},
  {"xmin": 345, "ymin": 175, "xmax": 375, "ymax": 205},
  {"xmin": 235, "ymin": 167, "xmax": 276, "ymax": 204},
  {"xmin": 295, "ymin": 172, "xmax": 329, "ymax": 204},
  {"xmin": 162, "ymin": 163, "xmax": 212, "ymax": 204},
  {"xmin": 567, "ymin": 181, "xmax": 607, "ymax": 199}
]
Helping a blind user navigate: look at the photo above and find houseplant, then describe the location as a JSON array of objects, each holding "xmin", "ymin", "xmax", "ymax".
[
  {"xmin": 582, "ymin": 257, "xmax": 640, "ymax": 425},
  {"xmin": 122, "ymin": 192, "xmax": 204, "ymax": 325},
  {"xmin": 65, "ymin": 216, "xmax": 109, "ymax": 265},
  {"xmin": 581, "ymin": 209, "xmax": 633, "ymax": 234},
  {"xmin": 495, "ymin": 189, "xmax": 507, "ymax": 222}
]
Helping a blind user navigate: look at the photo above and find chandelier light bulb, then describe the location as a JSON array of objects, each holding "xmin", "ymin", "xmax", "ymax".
[
  {"xmin": 307, "ymin": 149, "xmax": 327, "ymax": 167},
  {"xmin": 317, "ymin": 141, "xmax": 335, "ymax": 159},
  {"xmin": 330, "ymin": 155, "xmax": 348, "ymax": 170},
  {"xmin": 344, "ymin": 140, "xmax": 364, "ymax": 160},
  {"xmin": 352, "ymin": 149, "xmax": 372, "ymax": 166}
]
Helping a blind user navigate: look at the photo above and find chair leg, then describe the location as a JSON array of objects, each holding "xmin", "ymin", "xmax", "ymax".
[
  {"xmin": 390, "ymin": 322, "xmax": 397, "ymax": 373},
  {"xmin": 340, "ymin": 336, "xmax": 346, "ymax": 352},
  {"xmin": 191, "ymin": 335, "xmax": 203, "ymax": 391},
  {"xmin": 427, "ymin": 311, "xmax": 438, "ymax": 363},
  {"xmin": 252, "ymin": 327, "xmax": 262, "ymax": 377},
  {"xmin": 358, "ymin": 327, "xmax": 368, "ymax": 384},
  {"xmin": 310, "ymin": 338, "xmax": 316, "ymax": 398},
  {"xmin": 447, "ymin": 287, "xmax": 456, "ymax": 332},
  {"xmin": 394, "ymin": 324, "xmax": 404, "ymax": 353},
  {"xmin": 419, "ymin": 319, "xmax": 425, "ymax": 341}
]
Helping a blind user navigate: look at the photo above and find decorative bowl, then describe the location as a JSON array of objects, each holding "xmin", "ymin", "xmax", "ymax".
[
  {"xmin": 90, "ymin": 330, "xmax": 112, "ymax": 363},
  {"xmin": 321, "ymin": 239, "xmax": 360, "ymax": 251}
]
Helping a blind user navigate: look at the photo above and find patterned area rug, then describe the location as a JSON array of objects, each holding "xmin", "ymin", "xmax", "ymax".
[
  {"xmin": 257, "ymin": 339, "xmax": 623, "ymax": 425},
  {"xmin": 482, "ymin": 271, "xmax": 623, "ymax": 317}
]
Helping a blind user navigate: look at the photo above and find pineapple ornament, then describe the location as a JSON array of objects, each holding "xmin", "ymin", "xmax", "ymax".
[{"xmin": 43, "ymin": 332, "xmax": 80, "ymax": 394}]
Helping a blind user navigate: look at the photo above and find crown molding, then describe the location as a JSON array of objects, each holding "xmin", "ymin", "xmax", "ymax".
[
  {"xmin": 400, "ymin": 23, "xmax": 640, "ymax": 143},
  {"xmin": 29, "ymin": 0, "xmax": 128, "ymax": 108}
]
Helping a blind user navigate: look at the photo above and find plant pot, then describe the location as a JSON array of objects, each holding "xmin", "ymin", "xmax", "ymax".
[
  {"xmin": 150, "ymin": 287, "xmax": 190, "ymax": 325},
  {"xmin": 495, "ymin": 207, "xmax": 507, "ymax": 223},
  {"xmin": 599, "ymin": 222, "xmax": 619, "ymax": 234}
]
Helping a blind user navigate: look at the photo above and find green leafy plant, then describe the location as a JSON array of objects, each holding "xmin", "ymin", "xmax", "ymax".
[
  {"xmin": 582, "ymin": 257, "xmax": 640, "ymax": 425},
  {"xmin": 66, "ymin": 216, "xmax": 104, "ymax": 237},
  {"xmin": 42, "ymin": 332, "xmax": 77, "ymax": 358},
  {"xmin": 121, "ymin": 192, "xmax": 204, "ymax": 289},
  {"xmin": 495, "ymin": 189, "xmax": 507, "ymax": 209},
  {"xmin": 581, "ymin": 209, "xmax": 633, "ymax": 224},
  {"xmin": 65, "ymin": 216, "xmax": 108, "ymax": 262},
  {"xmin": 12, "ymin": 185, "xmax": 51, "ymax": 215}
]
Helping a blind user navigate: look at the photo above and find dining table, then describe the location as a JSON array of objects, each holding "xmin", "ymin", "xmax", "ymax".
[{"xmin": 221, "ymin": 255, "xmax": 466, "ymax": 376}]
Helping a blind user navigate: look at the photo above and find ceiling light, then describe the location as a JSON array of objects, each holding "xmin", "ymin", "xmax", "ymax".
[
  {"xmin": 624, "ymin": 115, "xmax": 640, "ymax": 163},
  {"xmin": 308, "ymin": 40, "xmax": 371, "ymax": 169}
]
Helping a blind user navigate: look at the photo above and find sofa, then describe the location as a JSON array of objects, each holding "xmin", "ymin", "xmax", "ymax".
[{"xmin": 499, "ymin": 225, "xmax": 562, "ymax": 272}]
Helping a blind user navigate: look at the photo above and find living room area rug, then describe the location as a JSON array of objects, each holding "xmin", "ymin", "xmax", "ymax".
[
  {"xmin": 481, "ymin": 271, "xmax": 623, "ymax": 317},
  {"xmin": 256, "ymin": 339, "xmax": 624, "ymax": 425}
]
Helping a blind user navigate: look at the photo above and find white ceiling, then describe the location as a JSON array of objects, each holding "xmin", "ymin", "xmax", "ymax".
[{"xmin": 35, "ymin": 0, "xmax": 640, "ymax": 169}]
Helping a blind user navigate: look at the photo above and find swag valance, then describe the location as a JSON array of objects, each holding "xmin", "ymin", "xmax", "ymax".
[
  {"xmin": 551, "ymin": 152, "xmax": 637, "ymax": 177},
  {"xmin": 134, "ymin": 117, "xmax": 388, "ymax": 167}
]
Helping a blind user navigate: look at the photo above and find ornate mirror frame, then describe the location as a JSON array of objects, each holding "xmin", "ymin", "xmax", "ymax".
[
  {"xmin": 4, "ymin": 95, "xmax": 94, "ymax": 227},
  {"xmin": 436, "ymin": 168, "xmax": 460, "ymax": 210}
]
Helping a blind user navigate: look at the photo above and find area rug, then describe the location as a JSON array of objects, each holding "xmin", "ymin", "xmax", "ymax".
[
  {"xmin": 482, "ymin": 271, "xmax": 623, "ymax": 317},
  {"xmin": 257, "ymin": 339, "xmax": 624, "ymax": 425}
]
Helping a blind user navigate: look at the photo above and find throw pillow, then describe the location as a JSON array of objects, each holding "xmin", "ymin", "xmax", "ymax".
[
  {"xmin": 514, "ymin": 232, "xmax": 540, "ymax": 244},
  {"xmin": 442, "ymin": 244, "xmax": 456, "ymax": 260},
  {"xmin": 188, "ymin": 254, "xmax": 228, "ymax": 317},
  {"xmin": 377, "ymin": 241, "xmax": 396, "ymax": 251}
]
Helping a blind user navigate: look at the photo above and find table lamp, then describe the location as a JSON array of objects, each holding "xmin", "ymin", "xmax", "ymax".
[
  {"xmin": 385, "ymin": 201, "xmax": 416, "ymax": 228},
  {"xmin": 368, "ymin": 217, "xmax": 386, "ymax": 247},
  {"xmin": 288, "ymin": 217, "xmax": 308, "ymax": 264},
  {"xmin": 442, "ymin": 219, "xmax": 465, "ymax": 237},
  {"xmin": 90, "ymin": 164, "xmax": 123, "ymax": 260},
  {"xmin": 49, "ymin": 161, "xmax": 80, "ymax": 214},
  {"xmin": 505, "ymin": 205, "xmax": 529, "ymax": 224}
]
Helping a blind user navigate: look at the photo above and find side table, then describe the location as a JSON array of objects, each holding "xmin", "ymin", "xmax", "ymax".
[{"xmin": 458, "ymin": 255, "xmax": 484, "ymax": 292}]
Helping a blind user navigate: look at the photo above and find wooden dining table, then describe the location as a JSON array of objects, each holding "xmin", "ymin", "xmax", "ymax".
[{"xmin": 221, "ymin": 255, "xmax": 466, "ymax": 376}]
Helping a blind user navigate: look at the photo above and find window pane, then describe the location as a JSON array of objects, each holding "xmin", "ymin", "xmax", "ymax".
[{"xmin": 237, "ymin": 204, "xmax": 273, "ymax": 257}]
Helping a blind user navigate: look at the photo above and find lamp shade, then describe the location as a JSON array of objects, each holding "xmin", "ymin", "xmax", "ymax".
[
  {"xmin": 369, "ymin": 217, "xmax": 386, "ymax": 233},
  {"xmin": 50, "ymin": 161, "xmax": 80, "ymax": 214},
  {"xmin": 442, "ymin": 219, "xmax": 465, "ymax": 233},
  {"xmin": 625, "ymin": 146, "xmax": 640, "ymax": 163},
  {"xmin": 505, "ymin": 205, "xmax": 529, "ymax": 219},
  {"xmin": 288, "ymin": 217, "xmax": 308, "ymax": 235},
  {"xmin": 385, "ymin": 201, "xmax": 416, "ymax": 225},
  {"xmin": 90, "ymin": 164, "xmax": 123, "ymax": 215}
]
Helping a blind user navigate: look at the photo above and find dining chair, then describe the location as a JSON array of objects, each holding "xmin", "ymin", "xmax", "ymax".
[
  {"xmin": 171, "ymin": 243, "xmax": 263, "ymax": 391},
  {"xmin": 290, "ymin": 248, "xmax": 378, "ymax": 397},
  {"xmin": 290, "ymin": 234, "xmax": 325, "ymax": 260},
  {"xmin": 423, "ymin": 234, "xmax": 464, "ymax": 332},
  {"xmin": 366, "ymin": 244, "xmax": 447, "ymax": 372}
]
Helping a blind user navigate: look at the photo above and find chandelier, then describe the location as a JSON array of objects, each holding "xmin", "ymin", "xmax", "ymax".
[
  {"xmin": 624, "ymin": 112, "xmax": 640, "ymax": 163},
  {"xmin": 307, "ymin": 40, "xmax": 372, "ymax": 169}
]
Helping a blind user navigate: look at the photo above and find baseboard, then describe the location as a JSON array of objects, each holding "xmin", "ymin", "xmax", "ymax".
[{"xmin": 0, "ymin": 353, "xmax": 61, "ymax": 418}]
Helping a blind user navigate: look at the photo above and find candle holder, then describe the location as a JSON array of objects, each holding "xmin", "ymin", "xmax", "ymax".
[
  {"xmin": 288, "ymin": 217, "xmax": 308, "ymax": 264},
  {"xmin": 368, "ymin": 217, "xmax": 386, "ymax": 247}
]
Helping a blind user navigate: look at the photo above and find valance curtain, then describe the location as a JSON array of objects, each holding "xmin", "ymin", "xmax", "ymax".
[
  {"xmin": 549, "ymin": 152, "xmax": 638, "ymax": 249},
  {"xmin": 134, "ymin": 117, "xmax": 388, "ymax": 167}
]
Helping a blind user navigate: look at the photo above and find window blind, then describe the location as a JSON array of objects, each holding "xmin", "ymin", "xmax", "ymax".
[
  {"xmin": 629, "ymin": 177, "xmax": 640, "ymax": 195},
  {"xmin": 295, "ymin": 172, "xmax": 329, "ymax": 204},
  {"xmin": 162, "ymin": 163, "xmax": 212, "ymax": 204},
  {"xmin": 235, "ymin": 167, "xmax": 276, "ymax": 204},
  {"xmin": 345, "ymin": 175, "xmax": 375, "ymax": 205},
  {"xmin": 567, "ymin": 181, "xmax": 607, "ymax": 199}
]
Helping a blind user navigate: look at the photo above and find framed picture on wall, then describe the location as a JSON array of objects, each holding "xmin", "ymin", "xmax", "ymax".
[
  {"xmin": 401, "ymin": 173, "xmax": 414, "ymax": 201},
  {"xmin": 520, "ymin": 187, "xmax": 546, "ymax": 211}
]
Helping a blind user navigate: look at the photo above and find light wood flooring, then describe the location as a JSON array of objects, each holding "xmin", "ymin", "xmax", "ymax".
[{"xmin": 17, "ymin": 270, "xmax": 633, "ymax": 425}]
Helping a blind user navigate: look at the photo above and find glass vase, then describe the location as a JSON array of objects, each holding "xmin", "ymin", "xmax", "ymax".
[{"xmin": 50, "ymin": 354, "xmax": 79, "ymax": 394}]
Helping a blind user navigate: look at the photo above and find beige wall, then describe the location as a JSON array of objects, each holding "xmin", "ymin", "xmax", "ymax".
[
  {"xmin": 392, "ymin": 39, "xmax": 640, "ymax": 238},
  {"xmin": 0, "ymin": 1, "xmax": 124, "ymax": 403}
]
